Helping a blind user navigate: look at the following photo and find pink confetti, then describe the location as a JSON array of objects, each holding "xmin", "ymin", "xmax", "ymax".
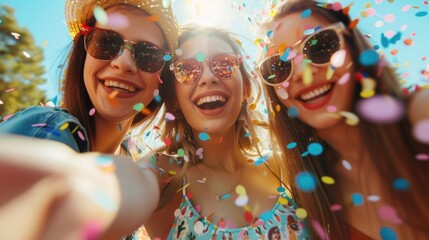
[
  {"xmin": 327, "ymin": 105, "xmax": 337, "ymax": 112},
  {"xmin": 5, "ymin": 88, "xmax": 15, "ymax": 93},
  {"xmin": 31, "ymin": 123, "xmax": 47, "ymax": 127},
  {"xmin": 2, "ymin": 114, "xmax": 14, "ymax": 121},
  {"xmin": 378, "ymin": 205, "xmax": 403, "ymax": 224},
  {"xmin": 331, "ymin": 2, "xmax": 342, "ymax": 11},
  {"xmin": 330, "ymin": 204, "xmax": 342, "ymax": 211},
  {"xmin": 416, "ymin": 153, "xmax": 429, "ymax": 161},
  {"xmin": 338, "ymin": 72, "xmax": 350, "ymax": 85},
  {"xmin": 165, "ymin": 112, "xmax": 176, "ymax": 121},
  {"xmin": 366, "ymin": 8, "xmax": 376, "ymax": 17},
  {"xmin": 413, "ymin": 120, "xmax": 429, "ymax": 143},
  {"xmin": 82, "ymin": 221, "xmax": 102, "ymax": 240},
  {"xmin": 89, "ymin": 108, "xmax": 96, "ymax": 116},
  {"xmin": 311, "ymin": 219, "xmax": 328, "ymax": 240},
  {"xmin": 384, "ymin": 13, "xmax": 395, "ymax": 23},
  {"xmin": 357, "ymin": 95, "xmax": 404, "ymax": 124},
  {"xmin": 401, "ymin": 5, "xmax": 411, "ymax": 12},
  {"xmin": 78, "ymin": 130, "xmax": 85, "ymax": 141}
]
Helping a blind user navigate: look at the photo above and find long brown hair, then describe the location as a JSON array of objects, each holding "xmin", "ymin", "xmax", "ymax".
[
  {"xmin": 157, "ymin": 25, "xmax": 267, "ymax": 207},
  {"xmin": 260, "ymin": 0, "xmax": 429, "ymax": 238},
  {"xmin": 61, "ymin": 10, "xmax": 175, "ymax": 150}
]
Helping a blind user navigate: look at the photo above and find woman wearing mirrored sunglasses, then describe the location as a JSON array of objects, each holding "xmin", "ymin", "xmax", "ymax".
[
  {"xmin": 136, "ymin": 24, "xmax": 309, "ymax": 239},
  {"xmin": 257, "ymin": 0, "xmax": 429, "ymax": 239},
  {"xmin": 0, "ymin": 0, "xmax": 178, "ymax": 239},
  {"xmin": 0, "ymin": 0, "xmax": 177, "ymax": 154}
]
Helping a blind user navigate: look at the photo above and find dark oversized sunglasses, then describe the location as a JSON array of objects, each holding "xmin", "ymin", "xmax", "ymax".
[
  {"xmin": 81, "ymin": 25, "xmax": 171, "ymax": 73},
  {"xmin": 256, "ymin": 22, "xmax": 348, "ymax": 86},
  {"xmin": 169, "ymin": 53, "xmax": 242, "ymax": 84}
]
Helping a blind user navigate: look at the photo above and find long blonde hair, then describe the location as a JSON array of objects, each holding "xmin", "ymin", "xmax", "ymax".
[
  {"xmin": 260, "ymin": 0, "xmax": 429, "ymax": 238},
  {"xmin": 157, "ymin": 25, "xmax": 267, "ymax": 207}
]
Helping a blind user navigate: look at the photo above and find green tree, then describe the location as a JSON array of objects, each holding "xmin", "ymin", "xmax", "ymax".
[{"xmin": 0, "ymin": 5, "xmax": 46, "ymax": 117}]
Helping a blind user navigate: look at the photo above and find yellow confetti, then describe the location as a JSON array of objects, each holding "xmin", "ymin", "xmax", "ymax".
[
  {"xmin": 339, "ymin": 111, "xmax": 360, "ymax": 126},
  {"xmin": 168, "ymin": 170, "xmax": 177, "ymax": 175},
  {"xmin": 176, "ymin": 182, "xmax": 190, "ymax": 193},
  {"xmin": 276, "ymin": 104, "xmax": 281, "ymax": 112},
  {"xmin": 60, "ymin": 123, "xmax": 69, "ymax": 131},
  {"xmin": 296, "ymin": 208, "xmax": 308, "ymax": 219},
  {"xmin": 321, "ymin": 176, "xmax": 335, "ymax": 185},
  {"xmin": 360, "ymin": 78, "xmax": 376, "ymax": 98},
  {"xmin": 249, "ymin": 103, "xmax": 257, "ymax": 110},
  {"xmin": 326, "ymin": 66, "xmax": 335, "ymax": 80},
  {"xmin": 302, "ymin": 64, "xmax": 313, "ymax": 85},
  {"xmin": 278, "ymin": 196, "xmax": 289, "ymax": 205},
  {"xmin": 235, "ymin": 185, "xmax": 247, "ymax": 196}
]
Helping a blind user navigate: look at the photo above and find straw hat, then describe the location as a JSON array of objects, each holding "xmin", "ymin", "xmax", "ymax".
[{"xmin": 65, "ymin": 0, "xmax": 178, "ymax": 52}]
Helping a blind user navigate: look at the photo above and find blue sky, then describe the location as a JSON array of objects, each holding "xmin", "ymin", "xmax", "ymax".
[{"xmin": 1, "ymin": 0, "xmax": 428, "ymax": 100}]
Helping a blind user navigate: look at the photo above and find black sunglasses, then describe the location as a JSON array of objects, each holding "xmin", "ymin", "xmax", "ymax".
[
  {"xmin": 256, "ymin": 22, "xmax": 348, "ymax": 86},
  {"xmin": 169, "ymin": 53, "xmax": 242, "ymax": 84},
  {"xmin": 81, "ymin": 25, "xmax": 171, "ymax": 73}
]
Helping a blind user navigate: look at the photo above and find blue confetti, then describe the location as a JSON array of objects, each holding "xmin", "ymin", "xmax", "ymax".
[
  {"xmin": 260, "ymin": 211, "xmax": 274, "ymax": 221},
  {"xmin": 301, "ymin": 9, "xmax": 312, "ymax": 18},
  {"xmin": 287, "ymin": 106, "xmax": 299, "ymax": 117},
  {"xmin": 199, "ymin": 132, "xmax": 210, "ymax": 141},
  {"xmin": 277, "ymin": 186, "xmax": 286, "ymax": 193},
  {"xmin": 415, "ymin": 11, "xmax": 428, "ymax": 17},
  {"xmin": 380, "ymin": 227, "xmax": 397, "ymax": 240},
  {"xmin": 280, "ymin": 48, "xmax": 291, "ymax": 62},
  {"xmin": 295, "ymin": 171, "xmax": 317, "ymax": 192},
  {"xmin": 359, "ymin": 49, "xmax": 379, "ymax": 66},
  {"xmin": 352, "ymin": 193, "xmax": 364, "ymax": 206},
  {"xmin": 287, "ymin": 142, "xmax": 297, "ymax": 149},
  {"xmin": 392, "ymin": 178, "xmax": 409, "ymax": 191},
  {"xmin": 163, "ymin": 54, "xmax": 172, "ymax": 61},
  {"xmin": 308, "ymin": 142, "xmax": 323, "ymax": 156}
]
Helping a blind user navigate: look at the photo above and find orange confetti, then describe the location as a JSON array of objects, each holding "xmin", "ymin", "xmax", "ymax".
[
  {"xmin": 404, "ymin": 38, "xmax": 413, "ymax": 46},
  {"xmin": 146, "ymin": 15, "xmax": 159, "ymax": 22},
  {"xmin": 348, "ymin": 18, "xmax": 359, "ymax": 29},
  {"xmin": 390, "ymin": 49, "xmax": 398, "ymax": 55}
]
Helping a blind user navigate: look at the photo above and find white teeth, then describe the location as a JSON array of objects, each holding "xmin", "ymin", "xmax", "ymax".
[
  {"xmin": 196, "ymin": 95, "xmax": 226, "ymax": 106},
  {"xmin": 103, "ymin": 80, "xmax": 137, "ymax": 93},
  {"xmin": 300, "ymin": 84, "xmax": 332, "ymax": 101}
]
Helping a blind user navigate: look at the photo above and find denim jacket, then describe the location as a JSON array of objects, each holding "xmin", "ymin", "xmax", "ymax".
[{"xmin": 0, "ymin": 106, "xmax": 89, "ymax": 152}]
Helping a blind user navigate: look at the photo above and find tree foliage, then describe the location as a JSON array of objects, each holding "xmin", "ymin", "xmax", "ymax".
[{"xmin": 0, "ymin": 5, "xmax": 46, "ymax": 117}]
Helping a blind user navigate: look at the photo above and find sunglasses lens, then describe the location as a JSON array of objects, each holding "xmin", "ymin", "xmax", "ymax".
[
  {"xmin": 259, "ymin": 55, "xmax": 292, "ymax": 85},
  {"xmin": 210, "ymin": 54, "xmax": 240, "ymax": 79},
  {"xmin": 134, "ymin": 42, "xmax": 167, "ymax": 73},
  {"xmin": 172, "ymin": 60, "xmax": 202, "ymax": 84},
  {"xmin": 303, "ymin": 29, "xmax": 340, "ymax": 64},
  {"xmin": 84, "ymin": 29, "xmax": 122, "ymax": 60}
]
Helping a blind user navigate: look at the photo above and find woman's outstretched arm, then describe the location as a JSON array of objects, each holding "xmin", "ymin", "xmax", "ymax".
[{"xmin": 0, "ymin": 134, "xmax": 160, "ymax": 240}]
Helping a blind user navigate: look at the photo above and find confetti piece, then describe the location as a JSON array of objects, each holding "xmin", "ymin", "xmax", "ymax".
[
  {"xmin": 177, "ymin": 148, "xmax": 185, "ymax": 157},
  {"xmin": 93, "ymin": 6, "xmax": 108, "ymax": 26},
  {"xmin": 301, "ymin": 9, "xmax": 312, "ymax": 18},
  {"xmin": 133, "ymin": 103, "xmax": 144, "ymax": 112},
  {"xmin": 176, "ymin": 182, "xmax": 190, "ymax": 193},
  {"xmin": 392, "ymin": 178, "xmax": 409, "ymax": 191},
  {"xmin": 287, "ymin": 142, "xmax": 297, "ymax": 149},
  {"xmin": 338, "ymin": 72, "xmax": 351, "ymax": 85},
  {"xmin": 275, "ymin": 87, "xmax": 289, "ymax": 100},
  {"xmin": 198, "ymin": 132, "xmax": 210, "ymax": 141},
  {"xmin": 236, "ymin": 185, "xmax": 246, "ymax": 196},
  {"xmin": 244, "ymin": 211, "xmax": 253, "ymax": 223},
  {"xmin": 326, "ymin": 66, "xmax": 335, "ymax": 80},
  {"xmin": 352, "ymin": 193, "xmax": 364, "ymax": 206},
  {"xmin": 196, "ymin": 52, "xmax": 206, "ymax": 62},
  {"xmin": 22, "ymin": 51, "xmax": 31, "ymax": 58},
  {"xmin": 321, "ymin": 176, "xmax": 335, "ymax": 185},
  {"xmin": 359, "ymin": 49, "xmax": 379, "ymax": 66},
  {"xmin": 413, "ymin": 120, "xmax": 429, "ymax": 143},
  {"xmin": 295, "ymin": 171, "xmax": 317, "ymax": 192},
  {"xmin": 415, "ymin": 11, "xmax": 428, "ymax": 17},
  {"xmin": 60, "ymin": 123, "xmax": 69, "ymax": 131},
  {"xmin": 330, "ymin": 204, "xmax": 342, "ymax": 211},
  {"xmin": 82, "ymin": 221, "xmax": 102, "ymax": 240},
  {"xmin": 296, "ymin": 208, "xmax": 308, "ymax": 219},
  {"xmin": 378, "ymin": 205, "xmax": 403, "ymax": 224},
  {"xmin": 31, "ymin": 123, "xmax": 47, "ymax": 127},
  {"xmin": 5, "ymin": 88, "xmax": 15, "ymax": 93},
  {"xmin": 368, "ymin": 195, "xmax": 381, "ymax": 202},
  {"xmin": 311, "ymin": 219, "xmax": 328, "ymax": 240},
  {"xmin": 89, "ymin": 108, "xmax": 96, "ymax": 116},
  {"xmin": 235, "ymin": 195, "xmax": 249, "ymax": 206},
  {"xmin": 277, "ymin": 186, "xmax": 286, "ymax": 193},
  {"xmin": 348, "ymin": 18, "xmax": 359, "ymax": 29},
  {"xmin": 339, "ymin": 111, "xmax": 360, "ymax": 126},
  {"xmin": 165, "ymin": 112, "xmax": 175, "ymax": 121},
  {"xmin": 384, "ymin": 13, "xmax": 395, "ymax": 23},
  {"xmin": 307, "ymin": 142, "xmax": 323, "ymax": 156},
  {"xmin": 416, "ymin": 153, "xmax": 429, "ymax": 161},
  {"xmin": 357, "ymin": 95, "xmax": 404, "ymax": 123},
  {"xmin": 380, "ymin": 227, "xmax": 398, "ymax": 240},
  {"xmin": 327, "ymin": 105, "xmax": 337, "ymax": 112},
  {"xmin": 330, "ymin": 50, "xmax": 346, "ymax": 68},
  {"xmin": 287, "ymin": 106, "xmax": 299, "ymax": 117},
  {"xmin": 77, "ymin": 130, "xmax": 85, "ymax": 141},
  {"xmin": 162, "ymin": 0, "xmax": 171, "ymax": 8},
  {"xmin": 303, "ymin": 63, "xmax": 313, "ymax": 85}
]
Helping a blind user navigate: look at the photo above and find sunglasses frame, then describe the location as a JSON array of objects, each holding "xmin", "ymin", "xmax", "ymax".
[
  {"xmin": 81, "ymin": 25, "xmax": 171, "ymax": 73},
  {"xmin": 169, "ymin": 53, "xmax": 243, "ymax": 85},
  {"xmin": 256, "ymin": 22, "xmax": 348, "ymax": 86}
]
